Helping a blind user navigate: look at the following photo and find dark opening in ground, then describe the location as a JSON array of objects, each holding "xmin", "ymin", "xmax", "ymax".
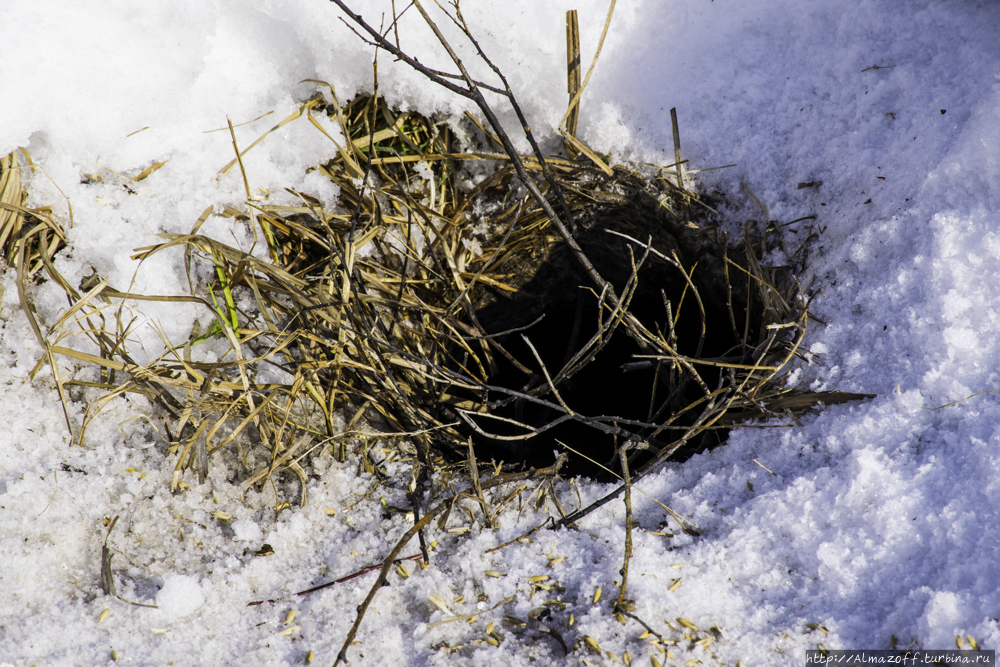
[{"xmin": 460, "ymin": 189, "xmax": 755, "ymax": 479}]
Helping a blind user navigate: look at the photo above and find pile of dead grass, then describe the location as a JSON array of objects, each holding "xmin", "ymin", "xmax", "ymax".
[{"xmin": 1, "ymin": 87, "xmax": 839, "ymax": 506}]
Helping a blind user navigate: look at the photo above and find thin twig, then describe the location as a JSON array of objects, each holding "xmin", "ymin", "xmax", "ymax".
[
  {"xmin": 521, "ymin": 334, "xmax": 573, "ymax": 416},
  {"xmin": 246, "ymin": 553, "xmax": 425, "ymax": 606},
  {"xmin": 483, "ymin": 518, "xmax": 551, "ymax": 554}
]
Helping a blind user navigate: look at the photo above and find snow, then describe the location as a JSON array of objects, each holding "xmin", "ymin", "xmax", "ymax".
[
  {"xmin": 155, "ymin": 575, "xmax": 205, "ymax": 620},
  {"xmin": 3, "ymin": 0, "xmax": 1000, "ymax": 664},
  {"xmin": 232, "ymin": 518, "xmax": 265, "ymax": 543}
]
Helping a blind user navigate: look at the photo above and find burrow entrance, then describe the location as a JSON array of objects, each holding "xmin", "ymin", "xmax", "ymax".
[
  {"xmin": 452, "ymin": 172, "xmax": 761, "ymax": 479},
  {"xmin": 218, "ymin": 95, "xmax": 806, "ymax": 487}
]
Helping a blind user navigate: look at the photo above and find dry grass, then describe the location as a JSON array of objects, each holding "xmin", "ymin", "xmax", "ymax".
[{"xmin": 0, "ymin": 86, "xmax": 855, "ymax": 508}]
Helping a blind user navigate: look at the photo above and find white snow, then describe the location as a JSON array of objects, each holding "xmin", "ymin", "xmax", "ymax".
[
  {"xmin": 232, "ymin": 519, "xmax": 265, "ymax": 544},
  {"xmin": 3, "ymin": 0, "xmax": 1000, "ymax": 664},
  {"xmin": 156, "ymin": 575, "xmax": 205, "ymax": 620}
]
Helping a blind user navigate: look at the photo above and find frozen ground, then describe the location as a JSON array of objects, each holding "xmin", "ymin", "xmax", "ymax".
[{"xmin": 3, "ymin": 0, "xmax": 1000, "ymax": 664}]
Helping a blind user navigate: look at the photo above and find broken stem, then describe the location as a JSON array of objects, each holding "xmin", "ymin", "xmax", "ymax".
[{"xmin": 615, "ymin": 442, "xmax": 634, "ymax": 611}]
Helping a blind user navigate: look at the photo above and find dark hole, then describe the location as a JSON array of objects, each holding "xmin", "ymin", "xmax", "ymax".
[{"xmin": 459, "ymin": 198, "xmax": 752, "ymax": 479}]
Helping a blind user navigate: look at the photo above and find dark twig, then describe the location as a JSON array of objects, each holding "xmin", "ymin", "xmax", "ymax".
[
  {"xmin": 246, "ymin": 553, "xmax": 425, "ymax": 606},
  {"xmin": 448, "ymin": 2, "xmax": 578, "ymax": 232},
  {"xmin": 483, "ymin": 517, "xmax": 551, "ymax": 554},
  {"xmin": 619, "ymin": 608, "xmax": 666, "ymax": 642}
]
